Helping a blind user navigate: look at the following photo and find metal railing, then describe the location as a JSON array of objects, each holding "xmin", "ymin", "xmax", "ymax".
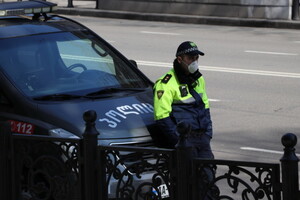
[
  {"xmin": 0, "ymin": 122, "xmax": 82, "ymax": 200},
  {"xmin": 98, "ymin": 145, "xmax": 175, "ymax": 199},
  {"xmin": 193, "ymin": 159, "xmax": 281, "ymax": 200},
  {"xmin": 1, "ymin": 110, "xmax": 299, "ymax": 200}
]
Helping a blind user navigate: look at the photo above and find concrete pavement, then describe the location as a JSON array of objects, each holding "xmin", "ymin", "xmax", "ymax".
[{"xmin": 50, "ymin": 0, "xmax": 300, "ymax": 29}]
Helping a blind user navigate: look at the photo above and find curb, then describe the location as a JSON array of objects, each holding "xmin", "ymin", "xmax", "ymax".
[{"xmin": 56, "ymin": 7, "xmax": 300, "ymax": 29}]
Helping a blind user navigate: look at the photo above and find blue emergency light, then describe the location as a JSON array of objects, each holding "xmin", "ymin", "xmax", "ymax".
[{"xmin": 0, "ymin": 0, "xmax": 57, "ymax": 16}]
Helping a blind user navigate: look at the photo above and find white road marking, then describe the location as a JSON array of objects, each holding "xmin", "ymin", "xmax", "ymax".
[
  {"xmin": 209, "ymin": 99, "xmax": 221, "ymax": 102},
  {"xmin": 137, "ymin": 60, "xmax": 300, "ymax": 79},
  {"xmin": 241, "ymin": 147, "xmax": 300, "ymax": 157},
  {"xmin": 245, "ymin": 50, "xmax": 298, "ymax": 56},
  {"xmin": 58, "ymin": 56, "xmax": 300, "ymax": 79},
  {"xmin": 140, "ymin": 31, "xmax": 182, "ymax": 36}
]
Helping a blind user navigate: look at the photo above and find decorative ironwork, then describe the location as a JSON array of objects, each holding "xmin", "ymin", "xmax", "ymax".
[
  {"xmin": 194, "ymin": 159, "xmax": 281, "ymax": 200},
  {"xmin": 4, "ymin": 126, "xmax": 297, "ymax": 200},
  {"xmin": 12, "ymin": 135, "xmax": 81, "ymax": 200},
  {"xmin": 100, "ymin": 146, "xmax": 175, "ymax": 200}
]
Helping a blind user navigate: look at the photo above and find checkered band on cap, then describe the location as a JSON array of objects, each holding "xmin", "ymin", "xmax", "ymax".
[
  {"xmin": 176, "ymin": 47, "xmax": 199, "ymax": 56},
  {"xmin": 176, "ymin": 41, "xmax": 204, "ymax": 57}
]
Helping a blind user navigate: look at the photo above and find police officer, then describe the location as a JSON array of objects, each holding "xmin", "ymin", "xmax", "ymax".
[
  {"xmin": 153, "ymin": 41, "xmax": 214, "ymax": 159},
  {"xmin": 153, "ymin": 41, "xmax": 216, "ymax": 199}
]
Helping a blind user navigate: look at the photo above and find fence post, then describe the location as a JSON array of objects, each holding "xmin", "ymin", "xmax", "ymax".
[
  {"xmin": 0, "ymin": 122, "xmax": 11, "ymax": 200},
  {"xmin": 292, "ymin": 0, "xmax": 299, "ymax": 20},
  {"xmin": 175, "ymin": 122, "xmax": 193, "ymax": 200},
  {"xmin": 67, "ymin": 0, "xmax": 74, "ymax": 8},
  {"xmin": 82, "ymin": 110, "xmax": 99, "ymax": 200},
  {"xmin": 95, "ymin": 0, "xmax": 99, "ymax": 9},
  {"xmin": 280, "ymin": 133, "xmax": 299, "ymax": 200},
  {"xmin": 96, "ymin": 0, "xmax": 102, "ymax": 9}
]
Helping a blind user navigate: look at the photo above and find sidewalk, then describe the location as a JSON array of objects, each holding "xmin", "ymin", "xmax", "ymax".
[{"xmin": 50, "ymin": 0, "xmax": 300, "ymax": 29}]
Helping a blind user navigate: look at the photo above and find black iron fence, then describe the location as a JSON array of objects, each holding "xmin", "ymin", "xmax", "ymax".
[
  {"xmin": 193, "ymin": 159, "xmax": 281, "ymax": 200},
  {"xmin": 0, "ymin": 123, "xmax": 82, "ymax": 200},
  {"xmin": 1, "ymin": 110, "xmax": 299, "ymax": 200}
]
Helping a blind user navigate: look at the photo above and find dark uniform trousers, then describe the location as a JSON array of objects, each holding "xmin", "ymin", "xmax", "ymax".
[{"xmin": 189, "ymin": 131, "xmax": 217, "ymax": 200}]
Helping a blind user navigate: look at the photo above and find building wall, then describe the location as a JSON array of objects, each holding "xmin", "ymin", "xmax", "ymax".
[{"xmin": 97, "ymin": 0, "xmax": 292, "ymax": 19}]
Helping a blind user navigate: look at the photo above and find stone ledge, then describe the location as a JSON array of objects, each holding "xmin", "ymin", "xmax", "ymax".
[
  {"xmin": 97, "ymin": 0, "xmax": 291, "ymax": 19},
  {"xmin": 57, "ymin": 7, "xmax": 300, "ymax": 28}
]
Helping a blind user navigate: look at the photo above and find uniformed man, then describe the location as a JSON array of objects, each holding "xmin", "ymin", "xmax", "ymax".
[{"xmin": 153, "ymin": 41, "xmax": 214, "ymax": 159}]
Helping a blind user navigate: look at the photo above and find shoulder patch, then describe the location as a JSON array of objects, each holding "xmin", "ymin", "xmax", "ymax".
[
  {"xmin": 156, "ymin": 90, "xmax": 164, "ymax": 99},
  {"xmin": 161, "ymin": 74, "xmax": 172, "ymax": 84}
]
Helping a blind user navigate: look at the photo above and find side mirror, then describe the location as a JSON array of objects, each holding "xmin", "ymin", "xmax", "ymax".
[{"xmin": 129, "ymin": 60, "xmax": 138, "ymax": 68}]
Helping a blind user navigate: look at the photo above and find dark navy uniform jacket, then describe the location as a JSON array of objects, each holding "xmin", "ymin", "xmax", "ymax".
[{"xmin": 153, "ymin": 60, "xmax": 213, "ymax": 148}]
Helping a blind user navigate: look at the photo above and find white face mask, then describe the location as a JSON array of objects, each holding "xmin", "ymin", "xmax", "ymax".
[{"xmin": 188, "ymin": 61, "xmax": 199, "ymax": 74}]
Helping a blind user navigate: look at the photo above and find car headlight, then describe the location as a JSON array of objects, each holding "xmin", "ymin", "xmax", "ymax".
[{"xmin": 49, "ymin": 128, "xmax": 79, "ymax": 139}]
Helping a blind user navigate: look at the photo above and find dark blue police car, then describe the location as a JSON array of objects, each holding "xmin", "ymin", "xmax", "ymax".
[
  {"xmin": 0, "ymin": 0, "xmax": 157, "ymax": 142},
  {"xmin": 0, "ymin": 1, "xmax": 166, "ymax": 197}
]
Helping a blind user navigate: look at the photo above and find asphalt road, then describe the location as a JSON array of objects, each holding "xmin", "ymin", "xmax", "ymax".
[{"xmin": 69, "ymin": 15, "xmax": 300, "ymax": 163}]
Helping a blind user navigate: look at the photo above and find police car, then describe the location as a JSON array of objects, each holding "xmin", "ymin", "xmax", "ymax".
[{"xmin": 0, "ymin": 0, "xmax": 168, "ymax": 198}]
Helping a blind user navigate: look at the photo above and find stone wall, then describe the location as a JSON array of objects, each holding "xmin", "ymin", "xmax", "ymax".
[{"xmin": 97, "ymin": 0, "xmax": 292, "ymax": 19}]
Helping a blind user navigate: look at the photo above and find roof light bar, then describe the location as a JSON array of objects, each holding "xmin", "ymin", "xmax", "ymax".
[{"xmin": 0, "ymin": 0, "xmax": 57, "ymax": 17}]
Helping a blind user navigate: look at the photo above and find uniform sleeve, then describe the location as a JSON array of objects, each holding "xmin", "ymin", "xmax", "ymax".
[
  {"xmin": 153, "ymin": 80, "xmax": 178, "ymax": 148},
  {"xmin": 155, "ymin": 117, "xmax": 178, "ymax": 148},
  {"xmin": 204, "ymin": 108, "xmax": 213, "ymax": 138},
  {"xmin": 201, "ymin": 77, "xmax": 213, "ymax": 137},
  {"xmin": 153, "ymin": 81, "xmax": 173, "ymax": 120},
  {"xmin": 199, "ymin": 77, "xmax": 210, "ymax": 109}
]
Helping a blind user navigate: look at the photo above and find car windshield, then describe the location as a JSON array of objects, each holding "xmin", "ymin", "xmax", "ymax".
[{"xmin": 0, "ymin": 31, "xmax": 150, "ymax": 98}]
